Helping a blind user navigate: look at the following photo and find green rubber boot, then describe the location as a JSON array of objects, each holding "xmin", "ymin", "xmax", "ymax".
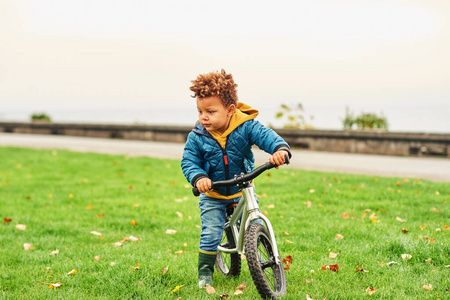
[{"xmin": 198, "ymin": 252, "xmax": 217, "ymax": 288}]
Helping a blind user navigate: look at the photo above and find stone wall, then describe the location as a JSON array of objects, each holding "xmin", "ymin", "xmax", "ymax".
[{"xmin": 0, "ymin": 122, "xmax": 448, "ymax": 157}]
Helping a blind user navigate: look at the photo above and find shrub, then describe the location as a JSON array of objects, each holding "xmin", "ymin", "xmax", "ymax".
[
  {"xmin": 343, "ymin": 107, "xmax": 388, "ymax": 131},
  {"xmin": 31, "ymin": 113, "xmax": 52, "ymax": 123}
]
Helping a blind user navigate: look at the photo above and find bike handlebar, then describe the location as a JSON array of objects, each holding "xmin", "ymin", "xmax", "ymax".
[{"xmin": 192, "ymin": 154, "xmax": 290, "ymax": 197}]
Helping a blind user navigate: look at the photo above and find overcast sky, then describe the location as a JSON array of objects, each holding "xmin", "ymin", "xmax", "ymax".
[{"xmin": 1, "ymin": 0, "xmax": 449, "ymax": 131}]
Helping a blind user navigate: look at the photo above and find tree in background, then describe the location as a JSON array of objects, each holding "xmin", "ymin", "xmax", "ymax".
[
  {"xmin": 275, "ymin": 103, "xmax": 314, "ymax": 129},
  {"xmin": 343, "ymin": 107, "xmax": 388, "ymax": 131},
  {"xmin": 31, "ymin": 113, "xmax": 52, "ymax": 123}
]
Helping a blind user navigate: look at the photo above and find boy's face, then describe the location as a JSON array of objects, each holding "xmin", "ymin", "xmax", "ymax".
[{"xmin": 197, "ymin": 96, "xmax": 235, "ymax": 134}]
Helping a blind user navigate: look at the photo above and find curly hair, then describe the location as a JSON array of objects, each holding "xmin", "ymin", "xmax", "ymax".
[{"xmin": 190, "ymin": 69, "xmax": 238, "ymax": 107}]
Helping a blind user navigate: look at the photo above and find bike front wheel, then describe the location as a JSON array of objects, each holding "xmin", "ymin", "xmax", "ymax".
[
  {"xmin": 215, "ymin": 226, "xmax": 241, "ymax": 277},
  {"xmin": 245, "ymin": 223, "xmax": 287, "ymax": 299}
]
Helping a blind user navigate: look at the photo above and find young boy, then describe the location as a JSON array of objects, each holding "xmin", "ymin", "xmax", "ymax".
[{"xmin": 181, "ymin": 69, "xmax": 291, "ymax": 288}]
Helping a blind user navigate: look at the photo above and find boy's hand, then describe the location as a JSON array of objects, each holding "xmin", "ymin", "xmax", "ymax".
[
  {"xmin": 270, "ymin": 150, "xmax": 289, "ymax": 167},
  {"xmin": 196, "ymin": 178, "xmax": 212, "ymax": 194}
]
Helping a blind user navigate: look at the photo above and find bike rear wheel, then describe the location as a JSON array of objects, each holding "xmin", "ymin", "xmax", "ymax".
[
  {"xmin": 245, "ymin": 223, "xmax": 286, "ymax": 299},
  {"xmin": 215, "ymin": 226, "xmax": 241, "ymax": 277}
]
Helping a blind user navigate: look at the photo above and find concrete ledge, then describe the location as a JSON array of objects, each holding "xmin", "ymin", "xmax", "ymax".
[{"xmin": 0, "ymin": 122, "xmax": 448, "ymax": 157}]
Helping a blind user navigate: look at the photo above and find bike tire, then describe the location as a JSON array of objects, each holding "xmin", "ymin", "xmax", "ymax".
[
  {"xmin": 245, "ymin": 223, "xmax": 287, "ymax": 299},
  {"xmin": 215, "ymin": 226, "xmax": 241, "ymax": 277}
]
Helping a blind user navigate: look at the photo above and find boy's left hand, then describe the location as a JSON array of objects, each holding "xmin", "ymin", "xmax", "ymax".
[{"xmin": 270, "ymin": 150, "xmax": 289, "ymax": 167}]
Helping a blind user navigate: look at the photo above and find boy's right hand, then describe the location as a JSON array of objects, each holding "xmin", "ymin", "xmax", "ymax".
[{"xmin": 196, "ymin": 178, "xmax": 212, "ymax": 194}]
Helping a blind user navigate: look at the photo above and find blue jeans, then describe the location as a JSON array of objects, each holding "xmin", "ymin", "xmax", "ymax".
[{"xmin": 198, "ymin": 189, "xmax": 261, "ymax": 253}]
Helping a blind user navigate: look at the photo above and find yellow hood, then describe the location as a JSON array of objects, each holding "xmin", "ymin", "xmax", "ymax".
[{"xmin": 209, "ymin": 102, "xmax": 259, "ymax": 147}]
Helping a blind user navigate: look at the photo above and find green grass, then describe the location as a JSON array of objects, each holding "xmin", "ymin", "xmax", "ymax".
[{"xmin": 0, "ymin": 147, "xmax": 448, "ymax": 299}]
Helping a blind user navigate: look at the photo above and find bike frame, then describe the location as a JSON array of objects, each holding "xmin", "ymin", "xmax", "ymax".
[{"xmin": 218, "ymin": 184, "xmax": 282, "ymax": 265}]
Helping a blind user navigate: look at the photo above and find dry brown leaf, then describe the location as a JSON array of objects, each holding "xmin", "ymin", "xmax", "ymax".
[
  {"xmin": 306, "ymin": 279, "xmax": 314, "ymax": 284},
  {"xmin": 335, "ymin": 234, "xmax": 344, "ymax": 239},
  {"xmin": 422, "ymin": 284, "xmax": 432, "ymax": 291},
  {"xmin": 205, "ymin": 284, "xmax": 216, "ymax": 294},
  {"xmin": 401, "ymin": 228, "xmax": 409, "ymax": 234},
  {"xmin": 321, "ymin": 263, "xmax": 339, "ymax": 272},
  {"xmin": 67, "ymin": 269, "xmax": 77, "ymax": 275},
  {"xmin": 261, "ymin": 210, "xmax": 268, "ymax": 215},
  {"xmin": 309, "ymin": 189, "xmax": 315, "ymax": 193},
  {"xmin": 110, "ymin": 262, "xmax": 117, "ymax": 266},
  {"xmin": 114, "ymin": 242, "xmax": 123, "ymax": 247},
  {"xmin": 4, "ymin": 218, "xmax": 12, "ymax": 224},
  {"xmin": 86, "ymin": 205, "xmax": 93, "ymax": 210},
  {"xmin": 365, "ymin": 287, "xmax": 377, "ymax": 295},
  {"xmin": 396, "ymin": 217, "xmax": 406, "ymax": 222},
  {"xmin": 281, "ymin": 231, "xmax": 291, "ymax": 236},
  {"xmin": 49, "ymin": 249, "xmax": 59, "ymax": 255},
  {"xmin": 175, "ymin": 250, "xmax": 184, "ymax": 255},
  {"xmin": 130, "ymin": 220, "xmax": 138, "ymax": 226},
  {"xmin": 23, "ymin": 243, "xmax": 33, "ymax": 251},
  {"xmin": 97, "ymin": 213, "xmax": 105, "ymax": 218},
  {"xmin": 94, "ymin": 256, "xmax": 101, "ymax": 261},
  {"xmin": 284, "ymin": 263, "xmax": 290, "ymax": 270},
  {"xmin": 166, "ymin": 229, "xmax": 177, "ymax": 234},
  {"xmin": 355, "ymin": 265, "xmax": 369, "ymax": 272},
  {"xmin": 282, "ymin": 255, "xmax": 293, "ymax": 264},
  {"xmin": 162, "ymin": 266, "xmax": 168, "ymax": 275},
  {"xmin": 16, "ymin": 224, "xmax": 26, "ymax": 231},
  {"xmin": 329, "ymin": 252, "xmax": 338, "ymax": 258},
  {"xmin": 49, "ymin": 282, "xmax": 62, "ymax": 289},
  {"xmin": 219, "ymin": 295, "xmax": 229, "ymax": 299},
  {"xmin": 285, "ymin": 239, "xmax": 293, "ymax": 244},
  {"xmin": 304, "ymin": 201, "xmax": 312, "ymax": 208},
  {"xmin": 341, "ymin": 212, "xmax": 349, "ymax": 219},
  {"xmin": 176, "ymin": 211, "xmax": 183, "ymax": 219},
  {"xmin": 401, "ymin": 254, "xmax": 412, "ymax": 261},
  {"xmin": 128, "ymin": 236, "xmax": 140, "ymax": 242}
]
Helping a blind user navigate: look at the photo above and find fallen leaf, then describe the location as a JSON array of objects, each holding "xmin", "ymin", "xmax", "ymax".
[
  {"xmin": 94, "ymin": 256, "xmax": 101, "ymax": 261},
  {"xmin": 396, "ymin": 217, "xmax": 406, "ymax": 222},
  {"xmin": 355, "ymin": 265, "xmax": 369, "ymax": 272},
  {"xmin": 110, "ymin": 262, "xmax": 117, "ymax": 266},
  {"xmin": 423, "ymin": 284, "xmax": 432, "ymax": 291},
  {"xmin": 267, "ymin": 204, "xmax": 275, "ymax": 209},
  {"xmin": 284, "ymin": 263, "xmax": 290, "ymax": 270},
  {"xmin": 321, "ymin": 263, "xmax": 339, "ymax": 272},
  {"xmin": 419, "ymin": 224, "xmax": 428, "ymax": 230},
  {"xmin": 365, "ymin": 287, "xmax": 377, "ymax": 295},
  {"xmin": 176, "ymin": 212, "xmax": 183, "ymax": 219},
  {"xmin": 282, "ymin": 255, "xmax": 293, "ymax": 264},
  {"xmin": 16, "ymin": 224, "xmax": 26, "ymax": 231},
  {"xmin": 128, "ymin": 185, "xmax": 133, "ymax": 190},
  {"xmin": 285, "ymin": 239, "xmax": 293, "ymax": 244},
  {"xmin": 67, "ymin": 269, "xmax": 77, "ymax": 275},
  {"xmin": 90, "ymin": 231, "xmax": 102, "ymax": 236},
  {"xmin": 86, "ymin": 205, "xmax": 93, "ymax": 210},
  {"xmin": 128, "ymin": 236, "xmax": 140, "ymax": 242},
  {"xmin": 219, "ymin": 295, "xmax": 229, "ymax": 299},
  {"xmin": 304, "ymin": 201, "xmax": 312, "ymax": 208},
  {"xmin": 261, "ymin": 210, "xmax": 268, "ymax": 215},
  {"xmin": 341, "ymin": 212, "xmax": 349, "ymax": 219},
  {"xmin": 306, "ymin": 279, "xmax": 314, "ymax": 284},
  {"xmin": 329, "ymin": 252, "xmax": 338, "ymax": 258},
  {"xmin": 166, "ymin": 229, "xmax": 177, "ymax": 234},
  {"xmin": 401, "ymin": 228, "xmax": 409, "ymax": 234},
  {"xmin": 335, "ymin": 234, "xmax": 344, "ymax": 239},
  {"xmin": 114, "ymin": 242, "xmax": 123, "ymax": 247},
  {"xmin": 170, "ymin": 285, "xmax": 185, "ymax": 294},
  {"xmin": 49, "ymin": 249, "xmax": 59, "ymax": 255},
  {"xmin": 205, "ymin": 284, "xmax": 216, "ymax": 294},
  {"xmin": 97, "ymin": 213, "xmax": 105, "ymax": 218},
  {"xmin": 183, "ymin": 242, "xmax": 187, "ymax": 247},
  {"xmin": 4, "ymin": 218, "xmax": 12, "ymax": 224},
  {"xmin": 401, "ymin": 254, "xmax": 412, "ymax": 261},
  {"xmin": 133, "ymin": 263, "xmax": 140, "ymax": 270},
  {"xmin": 425, "ymin": 258, "xmax": 432, "ymax": 263},
  {"xmin": 23, "ymin": 243, "xmax": 33, "ymax": 251},
  {"xmin": 386, "ymin": 261, "xmax": 397, "ymax": 266},
  {"xmin": 309, "ymin": 189, "xmax": 315, "ymax": 193},
  {"xmin": 175, "ymin": 250, "xmax": 184, "ymax": 255},
  {"xmin": 281, "ymin": 231, "xmax": 291, "ymax": 236},
  {"xmin": 162, "ymin": 266, "xmax": 168, "ymax": 275},
  {"xmin": 130, "ymin": 220, "xmax": 138, "ymax": 226},
  {"xmin": 49, "ymin": 282, "xmax": 62, "ymax": 289}
]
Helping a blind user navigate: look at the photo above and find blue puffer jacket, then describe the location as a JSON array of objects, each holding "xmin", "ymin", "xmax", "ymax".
[{"xmin": 181, "ymin": 118, "xmax": 290, "ymax": 197}]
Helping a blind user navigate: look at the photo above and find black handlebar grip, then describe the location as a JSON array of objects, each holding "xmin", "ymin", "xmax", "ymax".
[
  {"xmin": 284, "ymin": 154, "xmax": 290, "ymax": 165},
  {"xmin": 192, "ymin": 187, "xmax": 200, "ymax": 197}
]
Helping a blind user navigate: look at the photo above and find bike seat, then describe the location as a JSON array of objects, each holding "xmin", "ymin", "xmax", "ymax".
[{"xmin": 226, "ymin": 203, "xmax": 238, "ymax": 209}]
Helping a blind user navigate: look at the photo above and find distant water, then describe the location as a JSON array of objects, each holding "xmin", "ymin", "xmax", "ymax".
[{"xmin": 1, "ymin": 102, "xmax": 449, "ymax": 133}]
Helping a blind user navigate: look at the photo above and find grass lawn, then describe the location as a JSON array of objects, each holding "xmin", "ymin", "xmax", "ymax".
[{"xmin": 0, "ymin": 146, "xmax": 448, "ymax": 299}]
